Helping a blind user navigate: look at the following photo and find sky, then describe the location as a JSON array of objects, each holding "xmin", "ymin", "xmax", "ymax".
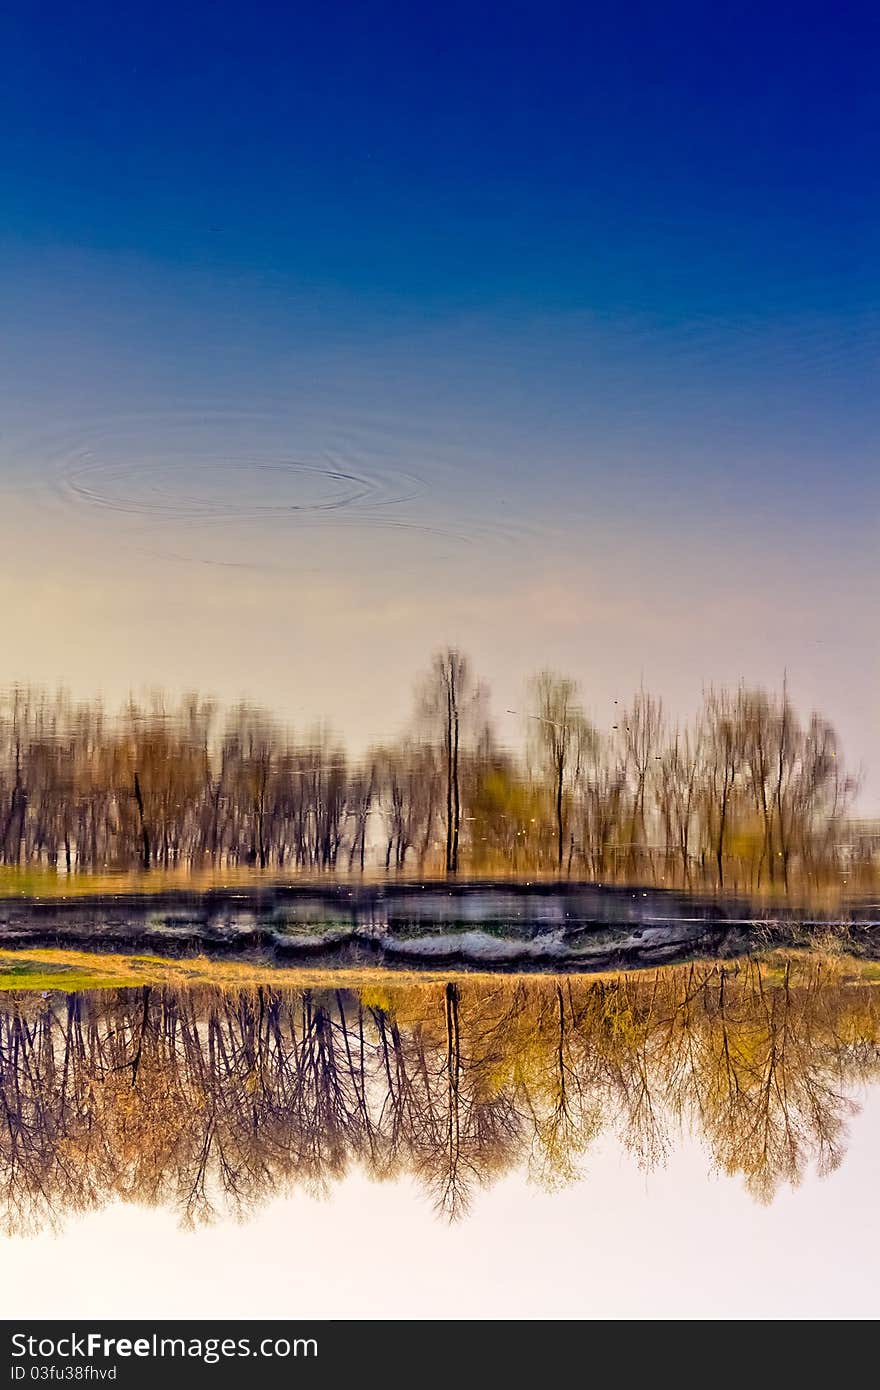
[
  {"xmin": 1, "ymin": 3, "xmax": 878, "ymax": 800},
  {"xmin": 4, "ymin": 1086, "xmax": 879, "ymax": 1319}
]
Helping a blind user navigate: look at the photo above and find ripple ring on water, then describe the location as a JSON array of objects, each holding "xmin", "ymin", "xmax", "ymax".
[{"xmin": 54, "ymin": 452, "xmax": 423, "ymax": 522}]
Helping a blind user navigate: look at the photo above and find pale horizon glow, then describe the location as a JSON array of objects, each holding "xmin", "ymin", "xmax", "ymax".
[
  {"xmin": 2, "ymin": 463, "xmax": 877, "ymax": 810},
  {"xmin": 4, "ymin": 1086, "xmax": 878, "ymax": 1321}
]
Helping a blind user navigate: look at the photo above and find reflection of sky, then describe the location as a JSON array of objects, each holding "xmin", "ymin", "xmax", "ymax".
[
  {"xmin": 5, "ymin": 1087, "xmax": 878, "ymax": 1320},
  {"xmin": 1, "ymin": 5, "xmax": 879, "ymax": 802}
]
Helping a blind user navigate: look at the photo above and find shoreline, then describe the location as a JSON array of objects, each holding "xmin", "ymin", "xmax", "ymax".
[
  {"xmin": 2, "ymin": 943, "xmax": 879, "ymax": 993},
  {"xmin": 1, "ymin": 880, "xmax": 878, "ymax": 975}
]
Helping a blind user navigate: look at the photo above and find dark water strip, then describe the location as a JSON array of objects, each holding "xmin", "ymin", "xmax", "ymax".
[{"xmin": 1, "ymin": 882, "xmax": 878, "ymax": 971}]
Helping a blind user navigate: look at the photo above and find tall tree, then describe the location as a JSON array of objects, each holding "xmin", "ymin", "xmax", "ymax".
[
  {"xmin": 420, "ymin": 649, "xmax": 483, "ymax": 874},
  {"xmin": 529, "ymin": 671, "xmax": 594, "ymax": 872}
]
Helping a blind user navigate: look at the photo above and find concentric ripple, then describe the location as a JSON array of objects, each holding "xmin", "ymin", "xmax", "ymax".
[
  {"xmin": 13, "ymin": 407, "xmax": 546, "ymax": 560},
  {"xmin": 59, "ymin": 453, "xmax": 394, "ymax": 520},
  {"xmin": 42, "ymin": 411, "xmax": 426, "ymax": 524}
]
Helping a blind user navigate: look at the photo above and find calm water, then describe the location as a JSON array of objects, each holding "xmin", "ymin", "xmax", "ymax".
[{"xmin": 1, "ymin": 957, "xmax": 878, "ymax": 1319}]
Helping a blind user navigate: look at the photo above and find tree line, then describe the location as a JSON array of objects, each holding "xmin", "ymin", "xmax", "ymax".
[
  {"xmin": 0, "ymin": 650, "xmax": 868, "ymax": 891},
  {"xmin": 0, "ymin": 956, "xmax": 876, "ymax": 1231}
]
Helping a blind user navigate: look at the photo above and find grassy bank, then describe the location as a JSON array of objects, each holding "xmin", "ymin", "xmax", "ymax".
[
  {"xmin": 0, "ymin": 946, "xmax": 571, "ymax": 991},
  {"xmin": 1, "ymin": 944, "xmax": 878, "ymax": 993}
]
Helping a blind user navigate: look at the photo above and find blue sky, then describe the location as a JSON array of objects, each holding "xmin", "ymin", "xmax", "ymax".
[
  {"xmin": 3, "ymin": 3, "xmax": 878, "ymax": 301},
  {"xmin": 1, "ymin": 2, "xmax": 878, "ymax": 794}
]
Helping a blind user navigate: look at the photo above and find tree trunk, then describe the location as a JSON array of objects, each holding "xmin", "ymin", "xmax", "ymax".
[{"xmin": 133, "ymin": 772, "xmax": 150, "ymax": 870}]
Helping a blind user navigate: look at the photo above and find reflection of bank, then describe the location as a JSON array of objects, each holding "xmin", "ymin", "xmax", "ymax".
[{"xmin": 0, "ymin": 954, "xmax": 877, "ymax": 1233}]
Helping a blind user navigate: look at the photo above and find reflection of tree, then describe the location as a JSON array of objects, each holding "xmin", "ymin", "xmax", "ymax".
[
  {"xmin": 2, "ymin": 674, "xmax": 861, "ymax": 888},
  {"xmin": 0, "ymin": 957, "xmax": 877, "ymax": 1233}
]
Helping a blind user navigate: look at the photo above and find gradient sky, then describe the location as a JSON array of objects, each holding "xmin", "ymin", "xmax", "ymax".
[
  {"xmin": 1, "ymin": 3, "xmax": 878, "ymax": 799},
  {"xmin": 5, "ymin": 1087, "xmax": 879, "ymax": 1319}
]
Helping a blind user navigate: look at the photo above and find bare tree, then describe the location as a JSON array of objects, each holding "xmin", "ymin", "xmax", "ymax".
[
  {"xmin": 0, "ymin": 667, "xmax": 862, "ymax": 888},
  {"xmin": 529, "ymin": 672, "xmax": 595, "ymax": 872},
  {"xmin": 419, "ymin": 650, "xmax": 484, "ymax": 874}
]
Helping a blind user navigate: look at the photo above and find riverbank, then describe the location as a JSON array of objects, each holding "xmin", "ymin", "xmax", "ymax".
[
  {"xmin": 1, "ymin": 879, "xmax": 878, "ymax": 972},
  {"xmin": 2, "ymin": 943, "xmax": 879, "ymax": 996}
]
